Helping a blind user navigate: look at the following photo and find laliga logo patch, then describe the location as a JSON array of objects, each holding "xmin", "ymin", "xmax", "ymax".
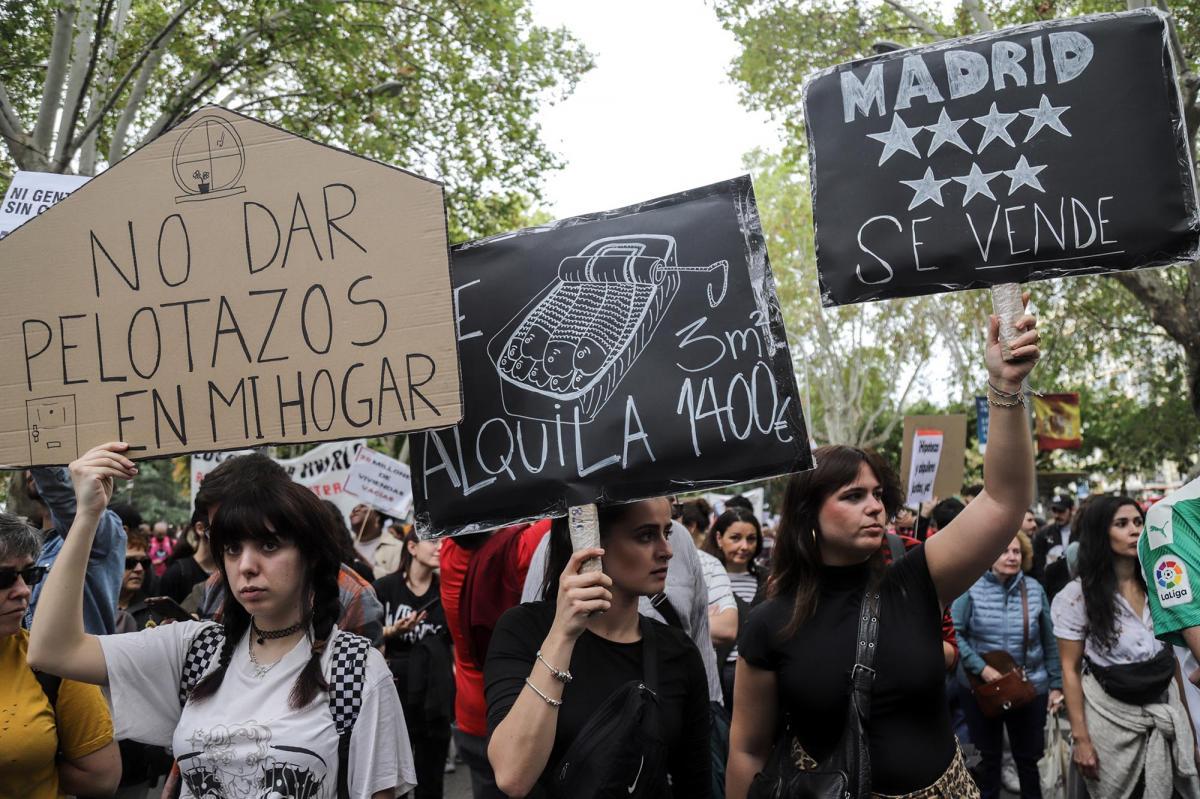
[{"xmin": 1155, "ymin": 556, "xmax": 1192, "ymax": 608}]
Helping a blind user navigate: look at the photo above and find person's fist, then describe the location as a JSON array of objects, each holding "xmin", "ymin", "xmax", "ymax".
[
  {"xmin": 552, "ymin": 547, "xmax": 612, "ymax": 640},
  {"xmin": 69, "ymin": 443, "xmax": 137, "ymax": 515}
]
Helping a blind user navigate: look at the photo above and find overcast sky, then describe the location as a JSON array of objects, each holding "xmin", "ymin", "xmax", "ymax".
[{"xmin": 529, "ymin": 0, "xmax": 782, "ymax": 218}]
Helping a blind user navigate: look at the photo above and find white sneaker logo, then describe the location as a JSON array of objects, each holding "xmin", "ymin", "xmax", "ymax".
[{"xmin": 627, "ymin": 755, "xmax": 645, "ymax": 794}]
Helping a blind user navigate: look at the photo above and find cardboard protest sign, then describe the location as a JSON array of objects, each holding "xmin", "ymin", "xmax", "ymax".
[
  {"xmin": 803, "ymin": 9, "xmax": 1199, "ymax": 306},
  {"xmin": 899, "ymin": 414, "xmax": 967, "ymax": 504},
  {"xmin": 0, "ymin": 171, "xmax": 90, "ymax": 239},
  {"xmin": 0, "ymin": 105, "xmax": 461, "ymax": 467},
  {"xmin": 905, "ymin": 428, "xmax": 945, "ymax": 506},
  {"xmin": 344, "ymin": 446, "xmax": 413, "ymax": 518},
  {"xmin": 190, "ymin": 440, "xmax": 365, "ymax": 518},
  {"xmin": 412, "ymin": 176, "xmax": 812, "ymax": 537}
]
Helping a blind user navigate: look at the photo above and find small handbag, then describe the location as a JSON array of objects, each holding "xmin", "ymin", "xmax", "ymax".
[
  {"xmin": 969, "ymin": 580, "xmax": 1037, "ymax": 718},
  {"xmin": 747, "ymin": 590, "xmax": 880, "ymax": 799}
]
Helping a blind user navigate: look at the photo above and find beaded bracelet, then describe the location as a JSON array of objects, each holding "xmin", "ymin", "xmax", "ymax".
[
  {"xmin": 536, "ymin": 650, "xmax": 572, "ymax": 683},
  {"xmin": 525, "ymin": 678, "xmax": 563, "ymax": 708}
]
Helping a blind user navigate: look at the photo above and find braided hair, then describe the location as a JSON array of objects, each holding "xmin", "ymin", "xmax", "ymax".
[{"xmin": 189, "ymin": 463, "xmax": 344, "ymax": 709}]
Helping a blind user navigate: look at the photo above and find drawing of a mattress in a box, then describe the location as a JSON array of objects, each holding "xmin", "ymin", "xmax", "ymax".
[{"xmin": 489, "ymin": 235, "xmax": 728, "ymax": 424}]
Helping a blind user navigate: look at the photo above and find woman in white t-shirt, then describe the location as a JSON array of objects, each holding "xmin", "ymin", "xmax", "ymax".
[
  {"xmin": 1052, "ymin": 494, "xmax": 1198, "ymax": 799},
  {"xmin": 28, "ymin": 443, "xmax": 416, "ymax": 799}
]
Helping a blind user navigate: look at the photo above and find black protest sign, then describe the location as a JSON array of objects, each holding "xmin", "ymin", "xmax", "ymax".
[
  {"xmin": 803, "ymin": 9, "xmax": 1200, "ymax": 307},
  {"xmin": 411, "ymin": 176, "xmax": 812, "ymax": 537}
]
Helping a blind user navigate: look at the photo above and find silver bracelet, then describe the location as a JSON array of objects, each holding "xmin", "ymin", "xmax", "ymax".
[
  {"xmin": 524, "ymin": 678, "xmax": 562, "ymax": 708},
  {"xmin": 536, "ymin": 650, "xmax": 572, "ymax": 683}
]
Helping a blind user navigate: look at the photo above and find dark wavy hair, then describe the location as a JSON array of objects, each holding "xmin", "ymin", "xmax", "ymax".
[
  {"xmin": 1076, "ymin": 495, "xmax": 1145, "ymax": 651},
  {"xmin": 539, "ymin": 502, "xmax": 648, "ymax": 601},
  {"xmin": 770, "ymin": 445, "xmax": 902, "ymax": 638},
  {"xmin": 188, "ymin": 456, "xmax": 343, "ymax": 710},
  {"xmin": 704, "ymin": 507, "xmax": 764, "ymax": 577}
]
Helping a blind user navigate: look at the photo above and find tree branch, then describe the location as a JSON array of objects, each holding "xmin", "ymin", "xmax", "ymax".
[
  {"xmin": 56, "ymin": 0, "xmax": 114, "ymax": 171},
  {"xmin": 0, "ymin": 78, "xmax": 27, "ymax": 140},
  {"xmin": 107, "ymin": 46, "xmax": 162, "ymax": 163},
  {"xmin": 139, "ymin": 9, "xmax": 291, "ymax": 143},
  {"xmin": 66, "ymin": 0, "xmax": 203, "ymax": 157},
  {"xmin": 80, "ymin": 0, "xmax": 132, "ymax": 174},
  {"xmin": 1110, "ymin": 268, "xmax": 1197, "ymax": 346},
  {"xmin": 961, "ymin": 0, "xmax": 995, "ymax": 33},
  {"xmin": 882, "ymin": 0, "xmax": 941, "ymax": 39},
  {"xmin": 32, "ymin": 0, "xmax": 80, "ymax": 160}
]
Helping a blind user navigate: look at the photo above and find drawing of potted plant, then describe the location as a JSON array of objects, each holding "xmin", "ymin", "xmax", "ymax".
[{"xmin": 193, "ymin": 168, "xmax": 210, "ymax": 193}]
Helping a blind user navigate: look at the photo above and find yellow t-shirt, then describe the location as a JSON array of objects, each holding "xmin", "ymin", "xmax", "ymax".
[{"xmin": 0, "ymin": 629, "xmax": 113, "ymax": 799}]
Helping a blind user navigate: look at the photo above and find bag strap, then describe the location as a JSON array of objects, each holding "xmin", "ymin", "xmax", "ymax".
[
  {"xmin": 885, "ymin": 532, "xmax": 906, "ymax": 563},
  {"xmin": 34, "ymin": 670, "xmax": 61, "ymax": 715},
  {"xmin": 1020, "ymin": 579, "xmax": 1030, "ymax": 668},
  {"xmin": 639, "ymin": 615, "xmax": 660, "ymax": 696},
  {"xmin": 330, "ymin": 632, "xmax": 372, "ymax": 799},
  {"xmin": 178, "ymin": 623, "xmax": 225, "ymax": 707},
  {"xmin": 850, "ymin": 589, "xmax": 881, "ymax": 721},
  {"xmin": 649, "ymin": 592, "xmax": 683, "ymax": 630}
]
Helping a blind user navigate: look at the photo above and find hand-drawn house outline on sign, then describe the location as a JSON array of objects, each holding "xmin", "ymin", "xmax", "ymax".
[
  {"xmin": 171, "ymin": 114, "xmax": 248, "ymax": 203},
  {"xmin": 488, "ymin": 234, "xmax": 728, "ymax": 424}
]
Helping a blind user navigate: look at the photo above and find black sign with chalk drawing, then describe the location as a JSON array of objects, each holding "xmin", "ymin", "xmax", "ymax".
[
  {"xmin": 411, "ymin": 176, "xmax": 812, "ymax": 537},
  {"xmin": 803, "ymin": 8, "xmax": 1200, "ymax": 307}
]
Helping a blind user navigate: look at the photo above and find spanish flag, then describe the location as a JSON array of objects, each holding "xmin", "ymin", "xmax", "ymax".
[{"xmin": 1033, "ymin": 392, "xmax": 1082, "ymax": 451}]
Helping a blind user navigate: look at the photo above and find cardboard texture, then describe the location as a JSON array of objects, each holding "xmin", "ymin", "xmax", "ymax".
[
  {"xmin": 899, "ymin": 414, "xmax": 968, "ymax": 503},
  {"xmin": 0, "ymin": 106, "xmax": 461, "ymax": 466}
]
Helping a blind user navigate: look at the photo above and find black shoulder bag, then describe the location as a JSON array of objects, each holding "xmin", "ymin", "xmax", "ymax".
[{"xmin": 748, "ymin": 589, "xmax": 881, "ymax": 799}]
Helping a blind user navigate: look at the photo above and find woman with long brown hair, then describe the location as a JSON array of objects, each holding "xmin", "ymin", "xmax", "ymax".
[{"xmin": 726, "ymin": 310, "xmax": 1041, "ymax": 798}]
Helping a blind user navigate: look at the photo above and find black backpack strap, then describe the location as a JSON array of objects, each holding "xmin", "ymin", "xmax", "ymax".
[
  {"xmin": 34, "ymin": 670, "xmax": 61, "ymax": 712},
  {"xmin": 885, "ymin": 533, "xmax": 906, "ymax": 563},
  {"xmin": 178, "ymin": 624, "xmax": 225, "ymax": 707},
  {"xmin": 638, "ymin": 616, "xmax": 660, "ymax": 697},
  {"xmin": 648, "ymin": 592, "xmax": 683, "ymax": 630},
  {"xmin": 329, "ymin": 631, "xmax": 371, "ymax": 799}
]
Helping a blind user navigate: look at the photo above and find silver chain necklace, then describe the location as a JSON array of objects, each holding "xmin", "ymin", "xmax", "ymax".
[{"xmin": 247, "ymin": 634, "xmax": 282, "ymax": 679}]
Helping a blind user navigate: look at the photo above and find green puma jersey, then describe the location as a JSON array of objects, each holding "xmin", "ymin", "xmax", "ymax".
[{"xmin": 1139, "ymin": 477, "xmax": 1200, "ymax": 647}]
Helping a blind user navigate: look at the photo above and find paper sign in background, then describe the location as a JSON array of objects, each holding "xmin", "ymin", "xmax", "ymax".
[
  {"xmin": 899, "ymin": 414, "xmax": 968, "ymax": 505},
  {"xmin": 344, "ymin": 446, "xmax": 413, "ymax": 518},
  {"xmin": 906, "ymin": 428, "xmax": 945, "ymax": 506},
  {"xmin": 0, "ymin": 105, "xmax": 461, "ymax": 467}
]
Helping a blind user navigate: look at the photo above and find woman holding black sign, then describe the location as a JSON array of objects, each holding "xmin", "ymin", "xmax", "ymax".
[
  {"xmin": 484, "ymin": 497, "xmax": 711, "ymax": 798},
  {"xmin": 726, "ymin": 309, "xmax": 1040, "ymax": 799}
]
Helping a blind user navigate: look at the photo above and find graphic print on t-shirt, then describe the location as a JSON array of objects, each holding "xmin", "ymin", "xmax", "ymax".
[{"xmin": 177, "ymin": 720, "xmax": 328, "ymax": 799}]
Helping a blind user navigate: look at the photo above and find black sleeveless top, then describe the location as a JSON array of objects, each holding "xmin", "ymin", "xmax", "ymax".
[{"xmin": 739, "ymin": 544, "xmax": 955, "ymax": 794}]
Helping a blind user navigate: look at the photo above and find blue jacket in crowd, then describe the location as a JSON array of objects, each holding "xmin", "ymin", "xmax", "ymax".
[
  {"xmin": 951, "ymin": 570, "xmax": 1062, "ymax": 695},
  {"xmin": 23, "ymin": 466, "xmax": 126, "ymax": 635}
]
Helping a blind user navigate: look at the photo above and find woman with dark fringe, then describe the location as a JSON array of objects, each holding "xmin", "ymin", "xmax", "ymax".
[{"xmin": 28, "ymin": 444, "xmax": 416, "ymax": 799}]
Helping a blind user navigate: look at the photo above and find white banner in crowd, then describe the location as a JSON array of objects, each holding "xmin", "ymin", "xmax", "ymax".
[
  {"xmin": 703, "ymin": 487, "xmax": 767, "ymax": 522},
  {"xmin": 190, "ymin": 440, "xmax": 367, "ymax": 520},
  {"xmin": 0, "ymin": 170, "xmax": 90, "ymax": 239},
  {"xmin": 906, "ymin": 429, "xmax": 944, "ymax": 507},
  {"xmin": 344, "ymin": 447, "xmax": 413, "ymax": 519}
]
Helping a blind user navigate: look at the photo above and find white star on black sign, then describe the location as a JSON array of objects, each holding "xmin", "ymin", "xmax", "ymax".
[
  {"xmin": 866, "ymin": 113, "xmax": 923, "ymax": 165},
  {"xmin": 899, "ymin": 167, "xmax": 952, "ymax": 210},
  {"xmin": 973, "ymin": 102, "xmax": 1020, "ymax": 153},
  {"xmin": 952, "ymin": 163, "xmax": 1004, "ymax": 205},
  {"xmin": 1004, "ymin": 155, "xmax": 1047, "ymax": 195},
  {"xmin": 1020, "ymin": 94, "xmax": 1071, "ymax": 142},
  {"xmin": 924, "ymin": 109, "xmax": 972, "ymax": 156}
]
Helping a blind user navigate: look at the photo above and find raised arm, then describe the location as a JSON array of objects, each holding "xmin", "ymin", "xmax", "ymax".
[
  {"xmin": 487, "ymin": 547, "xmax": 611, "ymax": 798},
  {"xmin": 926, "ymin": 308, "xmax": 1039, "ymax": 607},
  {"xmin": 26, "ymin": 443, "xmax": 137, "ymax": 684}
]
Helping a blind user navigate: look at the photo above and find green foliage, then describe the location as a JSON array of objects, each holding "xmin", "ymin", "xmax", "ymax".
[
  {"xmin": 111, "ymin": 456, "xmax": 191, "ymax": 525},
  {"xmin": 0, "ymin": 0, "xmax": 593, "ymax": 240}
]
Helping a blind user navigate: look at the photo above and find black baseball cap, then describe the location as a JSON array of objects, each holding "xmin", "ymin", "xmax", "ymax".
[{"xmin": 1050, "ymin": 495, "xmax": 1075, "ymax": 510}]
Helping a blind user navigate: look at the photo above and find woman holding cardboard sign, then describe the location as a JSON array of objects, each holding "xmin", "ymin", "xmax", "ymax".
[{"xmin": 727, "ymin": 306, "xmax": 1040, "ymax": 799}]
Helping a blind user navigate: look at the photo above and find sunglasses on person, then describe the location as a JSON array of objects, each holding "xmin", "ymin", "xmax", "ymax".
[
  {"xmin": 125, "ymin": 556, "xmax": 152, "ymax": 571},
  {"xmin": 0, "ymin": 565, "xmax": 47, "ymax": 590}
]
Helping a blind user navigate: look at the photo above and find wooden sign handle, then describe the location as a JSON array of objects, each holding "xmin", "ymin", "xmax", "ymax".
[
  {"xmin": 568, "ymin": 503, "xmax": 602, "ymax": 573},
  {"xmin": 991, "ymin": 282, "xmax": 1024, "ymax": 362}
]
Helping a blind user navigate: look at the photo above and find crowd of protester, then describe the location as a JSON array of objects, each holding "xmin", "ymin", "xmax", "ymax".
[{"xmin": 5, "ymin": 308, "xmax": 1200, "ymax": 799}]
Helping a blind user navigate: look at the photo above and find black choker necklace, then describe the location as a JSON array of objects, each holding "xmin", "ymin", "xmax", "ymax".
[{"xmin": 251, "ymin": 618, "xmax": 303, "ymax": 645}]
